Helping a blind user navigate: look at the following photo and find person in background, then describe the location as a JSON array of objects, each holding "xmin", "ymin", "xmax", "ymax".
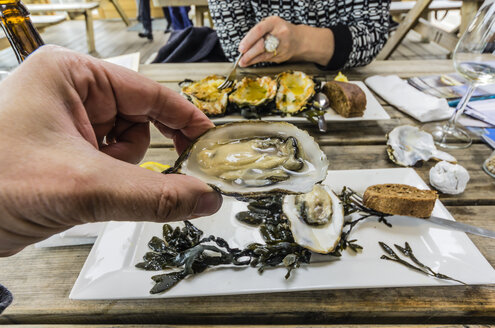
[
  {"xmin": 0, "ymin": 45, "xmax": 222, "ymax": 259},
  {"xmin": 208, "ymin": 0, "xmax": 391, "ymax": 69},
  {"xmin": 138, "ymin": 0, "xmax": 172, "ymax": 40}
]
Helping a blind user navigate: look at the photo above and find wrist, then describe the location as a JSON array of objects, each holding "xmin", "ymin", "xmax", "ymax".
[{"xmin": 292, "ymin": 25, "xmax": 335, "ymax": 66}]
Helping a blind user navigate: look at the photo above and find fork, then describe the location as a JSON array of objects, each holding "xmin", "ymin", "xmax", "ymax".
[{"xmin": 217, "ymin": 53, "xmax": 243, "ymax": 90}]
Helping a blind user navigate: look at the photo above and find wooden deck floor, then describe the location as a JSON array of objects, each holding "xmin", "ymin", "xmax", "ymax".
[{"xmin": 0, "ymin": 19, "xmax": 450, "ymax": 71}]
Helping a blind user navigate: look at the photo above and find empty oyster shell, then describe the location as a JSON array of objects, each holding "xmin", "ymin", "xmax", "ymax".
[
  {"xmin": 283, "ymin": 184, "xmax": 344, "ymax": 254},
  {"xmin": 429, "ymin": 161, "xmax": 469, "ymax": 194},
  {"xmin": 276, "ymin": 71, "xmax": 315, "ymax": 114},
  {"xmin": 172, "ymin": 121, "xmax": 329, "ymax": 198},
  {"xmin": 387, "ymin": 125, "xmax": 457, "ymax": 167},
  {"xmin": 180, "ymin": 75, "xmax": 233, "ymax": 116}
]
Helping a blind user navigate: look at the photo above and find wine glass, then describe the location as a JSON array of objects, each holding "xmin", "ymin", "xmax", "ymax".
[{"xmin": 423, "ymin": 0, "xmax": 495, "ymax": 149}]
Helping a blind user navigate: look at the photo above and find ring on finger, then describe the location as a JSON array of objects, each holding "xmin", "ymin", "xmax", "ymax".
[{"xmin": 264, "ymin": 34, "xmax": 280, "ymax": 54}]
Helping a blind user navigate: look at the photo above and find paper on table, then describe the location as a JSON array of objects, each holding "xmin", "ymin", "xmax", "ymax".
[
  {"xmin": 365, "ymin": 75, "xmax": 453, "ymax": 122},
  {"xmin": 465, "ymin": 98, "xmax": 495, "ymax": 126},
  {"xmin": 104, "ymin": 52, "xmax": 140, "ymax": 72}
]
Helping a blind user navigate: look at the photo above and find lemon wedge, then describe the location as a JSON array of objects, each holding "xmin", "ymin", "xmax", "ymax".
[
  {"xmin": 140, "ymin": 161, "xmax": 171, "ymax": 172},
  {"xmin": 334, "ymin": 72, "xmax": 349, "ymax": 82}
]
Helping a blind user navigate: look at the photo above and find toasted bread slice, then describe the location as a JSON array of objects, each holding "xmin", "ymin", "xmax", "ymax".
[
  {"xmin": 363, "ymin": 184, "xmax": 438, "ymax": 218},
  {"xmin": 322, "ymin": 81, "xmax": 366, "ymax": 118}
]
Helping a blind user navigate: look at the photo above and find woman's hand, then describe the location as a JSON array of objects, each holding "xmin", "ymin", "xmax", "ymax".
[
  {"xmin": 0, "ymin": 46, "xmax": 222, "ymax": 257},
  {"xmin": 238, "ymin": 16, "xmax": 335, "ymax": 67}
]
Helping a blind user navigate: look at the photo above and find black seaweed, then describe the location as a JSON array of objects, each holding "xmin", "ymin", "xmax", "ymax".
[
  {"xmin": 379, "ymin": 241, "xmax": 466, "ymax": 285},
  {"xmin": 137, "ymin": 187, "xmax": 399, "ymax": 295}
]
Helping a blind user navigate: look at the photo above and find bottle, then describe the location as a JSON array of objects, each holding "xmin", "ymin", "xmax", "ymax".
[{"xmin": 0, "ymin": 0, "xmax": 44, "ymax": 63}]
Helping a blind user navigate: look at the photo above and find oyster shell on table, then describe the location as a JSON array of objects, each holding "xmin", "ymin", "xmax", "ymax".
[
  {"xmin": 283, "ymin": 184, "xmax": 344, "ymax": 254},
  {"xmin": 180, "ymin": 75, "xmax": 233, "ymax": 116},
  {"xmin": 387, "ymin": 125, "xmax": 457, "ymax": 167},
  {"xmin": 276, "ymin": 71, "xmax": 316, "ymax": 114},
  {"xmin": 229, "ymin": 76, "xmax": 277, "ymax": 109},
  {"xmin": 172, "ymin": 121, "xmax": 329, "ymax": 198}
]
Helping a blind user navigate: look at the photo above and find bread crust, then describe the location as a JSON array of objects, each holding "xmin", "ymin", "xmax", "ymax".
[
  {"xmin": 322, "ymin": 81, "xmax": 367, "ymax": 118},
  {"xmin": 363, "ymin": 184, "xmax": 437, "ymax": 218}
]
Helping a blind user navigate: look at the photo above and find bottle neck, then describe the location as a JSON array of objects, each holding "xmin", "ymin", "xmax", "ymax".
[{"xmin": 0, "ymin": 0, "xmax": 44, "ymax": 63}]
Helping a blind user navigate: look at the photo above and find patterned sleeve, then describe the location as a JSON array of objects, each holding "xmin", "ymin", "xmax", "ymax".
[
  {"xmin": 331, "ymin": 0, "xmax": 391, "ymax": 68},
  {"xmin": 207, "ymin": 0, "xmax": 256, "ymax": 62}
]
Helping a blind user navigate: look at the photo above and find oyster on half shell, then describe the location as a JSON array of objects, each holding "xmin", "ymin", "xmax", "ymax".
[
  {"xmin": 172, "ymin": 121, "xmax": 329, "ymax": 197},
  {"xmin": 387, "ymin": 125, "xmax": 457, "ymax": 167},
  {"xmin": 180, "ymin": 75, "xmax": 233, "ymax": 116},
  {"xmin": 283, "ymin": 184, "xmax": 344, "ymax": 254},
  {"xmin": 276, "ymin": 71, "xmax": 315, "ymax": 114},
  {"xmin": 229, "ymin": 76, "xmax": 277, "ymax": 109}
]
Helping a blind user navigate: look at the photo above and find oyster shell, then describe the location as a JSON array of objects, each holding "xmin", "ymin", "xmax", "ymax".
[
  {"xmin": 180, "ymin": 75, "xmax": 233, "ymax": 116},
  {"xmin": 276, "ymin": 71, "xmax": 315, "ymax": 114},
  {"xmin": 229, "ymin": 76, "xmax": 277, "ymax": 108},
  {"xmin": 173, "ymin": 121, "xmax": 329, "ymax": 197},
  {"xmin": 387, "ymin": 125, "xmax": 457, "ymax": 167},
  {"xmin": 283, "ymin": 184, "xmax": 344, "ymax": 254}
]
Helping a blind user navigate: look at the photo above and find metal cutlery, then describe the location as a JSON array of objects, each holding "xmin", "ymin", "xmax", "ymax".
[{"xmin": 218, "ymin": 53, "xmax": 243, "ymax": 90}]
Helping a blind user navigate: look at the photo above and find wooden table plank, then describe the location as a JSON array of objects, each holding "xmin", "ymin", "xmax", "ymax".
[
  {"xmin": 139, "ymin": 60, "xmax": 457, "ymax": 83},
  {"xmin": 0, "ymin": 205, "xmax": 493, "ymax": 325},
  {"xmin": 142, "ymin": 144, "xmax": 495, "ymax": 206}
]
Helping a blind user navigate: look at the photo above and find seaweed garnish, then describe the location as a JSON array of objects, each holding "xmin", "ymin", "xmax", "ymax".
[
  {"xmin": 379, "ymin": 241, "xmax": 466, "ymax": 285},
  {"xmin": 137, "ymin": 187, "xmax": 396, "ymax": 295}
]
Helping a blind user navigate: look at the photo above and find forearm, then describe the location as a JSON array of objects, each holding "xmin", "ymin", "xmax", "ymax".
[{"xmin": 292, "ymin": 25, "xmax": 335, "ymax": 67}]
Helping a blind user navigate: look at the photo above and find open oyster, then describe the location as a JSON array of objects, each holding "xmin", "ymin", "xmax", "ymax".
[
  {"xmin": 283, "ymin": 184, "xmax": 344, "ymax": 254},
  {"xmin": 387, "ymin": 125, "xmax": 457, "ymax": 167},
  {"xmin": 229, "ymin": 76, "xmax": 277, "ymax": 109},
  {"xmin": 276, "ymin": 71, "xmax": 315, "ymax": 114},
  {"xmin": 180, "ymin": 75, "xmax": 233, "ymax": 116},
  {"xmin": 173, "ymin": 121, "xmax": 329, "ymax": 197}
]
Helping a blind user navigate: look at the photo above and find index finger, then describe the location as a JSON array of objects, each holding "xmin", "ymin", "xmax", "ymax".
[
  {"xmin": 239, "ymin": 19, "xmax": 275, "ymax": 54},
  {"xmin": 100, "ymin": 60, "xmax": 214, "ymax": 142}
]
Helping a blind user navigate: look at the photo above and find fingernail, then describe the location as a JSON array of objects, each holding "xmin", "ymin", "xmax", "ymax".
[
  {"xmin": 193, "ymin": 191, "xmax": 223, "ymax": 216},
  {"xmin": 239, "ymin": 44, "xmax": 245, "ymax": 53}
]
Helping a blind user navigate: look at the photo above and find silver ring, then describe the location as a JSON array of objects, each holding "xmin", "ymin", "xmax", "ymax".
[{"xmin": 264, "ymin": 34, "xmax": 279, "ymax": 53}]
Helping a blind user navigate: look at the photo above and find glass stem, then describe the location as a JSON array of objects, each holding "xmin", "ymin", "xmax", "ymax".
[{"xmin": 447, "ymin": 83, "xmax": 476, "ymax": 129}]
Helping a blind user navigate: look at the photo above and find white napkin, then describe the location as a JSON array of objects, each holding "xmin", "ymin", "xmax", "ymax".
[
  {"xmin": 365, "ymin": 75, "xmax": 453, "ymax": 122},
  {"xmin": 35, "ymin": 223, "xmax": 105, "ymax": 248}
]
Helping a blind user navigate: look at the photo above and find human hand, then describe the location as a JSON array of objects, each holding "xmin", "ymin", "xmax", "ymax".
[
  {"xmin": 238, "ymin": 16, "xmax": 335, "ymax": 68},
  {"xmin": 238, "ymin": 16, "xmax": 301, "ymax": 67},
  {"xmin": 0, "ymin": 46, "xmax": 222, "ymax": 257}
]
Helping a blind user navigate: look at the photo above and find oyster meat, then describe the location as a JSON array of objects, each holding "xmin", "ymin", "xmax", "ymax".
[
  {"xmin": 173, "ymin": 121, "xmax": 329, "ymax": 197},
  {"xmin": 229, "ymin": 76, "xmax": 277, "ymax": 109},
  {"xmin": 387, "ymin": 125, "xmax": 457, "ymax": 167},
  {"xmin": 283, "ymin": 184, "xmax": 344, "ymax": 254},
  {"xmin": 180, "ymin": 75, "xmax": 233, "ymax": 116},
  {"xmin": 276, "ymin": 71, "xmax": 315, "ymax": 114}
]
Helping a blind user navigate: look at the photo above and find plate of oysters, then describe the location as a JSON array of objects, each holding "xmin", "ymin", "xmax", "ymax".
[
  {"xmin": 71, "ymin": 122, "xmax": 495, "ymax": 300},
  {"xmin": 179, "ymin": 71, "xmax": 390, "ymax": 123}
]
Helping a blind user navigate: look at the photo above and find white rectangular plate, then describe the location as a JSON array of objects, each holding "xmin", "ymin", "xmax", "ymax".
[
  {"xmin": 70, "ymin": 168, "xmax": 495, "ymax": 300},
  {"xmin": 211, "ymin": 81, "xmax": 390, "ymax": 124}
]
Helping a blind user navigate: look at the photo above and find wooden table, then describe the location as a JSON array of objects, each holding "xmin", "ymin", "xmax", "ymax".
[{"xmin": 0, "ymin": 60, "xmax": 494, "ymax": 325}]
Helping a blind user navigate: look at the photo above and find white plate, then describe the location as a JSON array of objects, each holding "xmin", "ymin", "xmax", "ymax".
[
  {"xmin": 211, "ymin": 81, "xmax": 390, "ymax": 124},
  {"xmin": 70, "ymin": 168, "xmax": 495, "ymax": 300}
]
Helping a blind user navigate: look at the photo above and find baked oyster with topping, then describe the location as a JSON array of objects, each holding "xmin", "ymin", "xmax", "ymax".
[
  {"xmin": 283, "ymin": 184, "xmax": 344, "ymax": 254},
  {"xmin": 180, "ymin": 75, "xmax": 233, "ymax": 116},
  {"xmin": 276, "ymin": 71, "xmax": 316, "ymax": 114},
  {"xmin": 229, "ymin": 76, "xmax": 277, "ymax": 111},
  {"xmin": 171, "ymin": 121, "xmax": 329, "ymax": 198}
]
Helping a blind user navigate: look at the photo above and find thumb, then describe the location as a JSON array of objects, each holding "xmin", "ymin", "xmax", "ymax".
[{"xmin": 75, "ymin": 156, "xmax": 223, "ymax": 223}]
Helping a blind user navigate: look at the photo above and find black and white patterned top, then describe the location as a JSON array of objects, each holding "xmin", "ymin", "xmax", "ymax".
[{"xmin": 207, "ymin": 0, "xmax": 391, "ymax": 69}]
